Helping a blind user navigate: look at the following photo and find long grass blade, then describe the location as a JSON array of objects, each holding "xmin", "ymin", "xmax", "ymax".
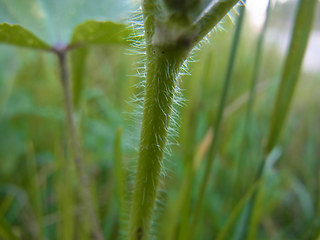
[
  {"xmin": 216, "ymin": 180, "xmax": 261, "ymax": 240},
  {"xmin": 232, "ymin": 0, "xmax": 272, "ymax": 200},
  {"xmin": 190, "ymin": 4, "xmax": 246, "ymax": 238},
  {"xmin": 265, "ymin": 0, "xmax": 318, "ymax": 153},
  {"xmin": 232, "ymin": 1, "xmax": 272, "ymax": 238},
  {"xmin": 235, "ymin": 0, "xmax": 318, "ymax": 238}
]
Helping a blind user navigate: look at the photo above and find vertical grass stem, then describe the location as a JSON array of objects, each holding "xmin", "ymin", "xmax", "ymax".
[{"xmin": 190, "ymin": 5, "xmax": 246, "ymax": 237}]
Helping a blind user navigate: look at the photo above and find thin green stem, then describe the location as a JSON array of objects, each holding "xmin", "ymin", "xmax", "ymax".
[
  {"xmin": 114, "ymin": 127, "xmax": 125, "ymax": 209},
  {"xmin": 265, "ymin": 0, "xmax": 317, "ymax": 153},
  {"xmin": 56, "ymin": 50, "xmax": 104, "ymax": 240},
  {"xmin": 191, "ymin": 0, "xmax": 241, "ymax": 48},
  {"xmin": 190, "ymin": 4, "xmax": 245, "ymax": 237},
  {"xmin": 232, "ymin": 1, "xmax": 272, "ymax": 238}
]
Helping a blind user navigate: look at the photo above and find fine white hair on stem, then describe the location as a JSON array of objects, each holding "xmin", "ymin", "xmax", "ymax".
[{"xmin": 124, "ymin": 1, "xmax": 245, "ymax": 239}]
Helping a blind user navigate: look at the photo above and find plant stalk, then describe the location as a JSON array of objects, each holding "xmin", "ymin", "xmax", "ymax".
[
  {"xmin": 128, "ymin": 46, "xmax": 188, "ymax": 240},
  {"xmin": 56, "ymin": 50, "xmax": 104, "ymax": 240},
  {"xmin": 190, "ymin": 5, "xmax": 245, "ymax": 237},
  {"xmin": 232, "ymin": 1, "xmax": 272, "ymax": 239},
  {"xmin": 128, "ymin": 1, "xmax": 241, "ymax": 239}
]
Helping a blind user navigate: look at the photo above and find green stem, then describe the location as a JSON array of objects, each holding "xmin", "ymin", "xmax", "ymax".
[
  {"xmin": 233, "ymin": 0, "xmax": 272, "ymax": 198},
  {"xmin": 114, "ymin": 127, "xmax": 125, "ymax": 209},
  {"xmin": 232, "ymin": 1, "xmax": 272, "ymax": 238},
  {"xmin": 190, "ymin": 5, "xmax": 245, "ymax": 236},
  {"xmin": 265, "ymin": 0, "xmax": 317, "ymax": 153},
  {"xmin": 128, "ymin": 45, "xmax": 188, "ymax": 240},
  {"xmin": 56, "ymin": 50, "xmax": 104, "ymax": 240},
  {"xmin": 192, "ymin": 0, "xmax": 241, "ymax": 47},
  {"xmin": 128, "ymin": 1, "xmax": 241, "ymax": 239}
]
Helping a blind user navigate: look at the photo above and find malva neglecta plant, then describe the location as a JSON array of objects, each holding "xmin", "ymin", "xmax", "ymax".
[{"xmin": 0, "ymin": 0, "xmax": 319, "ymax": 239}]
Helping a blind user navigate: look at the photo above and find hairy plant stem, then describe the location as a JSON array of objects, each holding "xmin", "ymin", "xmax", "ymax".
[
  {"xmin": 128, "ymin": 1, "xmax": 241, "ymax": 239},
  {"xmin": 56, "ymin": 49, "xmax": 104, "ymax": 240},
  {"xmin": 128, "ymin": 46, "xmax": 188, "ymax": 240}
]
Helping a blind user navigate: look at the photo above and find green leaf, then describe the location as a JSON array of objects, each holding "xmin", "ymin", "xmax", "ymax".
[
  {"xmin": 70, "ymin": 20, "xmax": 131, "ymax": 46},
  {"xmin": 0, "ymin": 23, "xmax": 50, "ymax": 49},
  {"xmin": 0, "ymin": 0, "xmax": 135, "ymax": 46}
]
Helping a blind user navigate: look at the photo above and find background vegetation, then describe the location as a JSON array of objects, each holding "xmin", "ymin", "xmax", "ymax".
[{"xmin": 0, "ymin": 0, "xmax": 319, "ymax": 239}]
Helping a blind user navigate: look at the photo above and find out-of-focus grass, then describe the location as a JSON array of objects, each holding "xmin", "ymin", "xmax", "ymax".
[{"xmin": 0, "ymin": 2, "xmax": 319, "ymax": 239}]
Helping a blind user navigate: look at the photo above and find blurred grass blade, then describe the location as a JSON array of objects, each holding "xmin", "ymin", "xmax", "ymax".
[
  {"xmin": 26, "ymin": 142, "xmax": 44, "ymax": 239},
  {"xmin": 0, "ymin": 196, "xmax": 17, "ymax": 240},
  {"xmin": 0, "ymin": 218, "xmax": 18, "ymax": 240},
  {"xmin": 232, "ymin": 0, "xmax": 272, "ymax": 236},
  {"xmin": 114, "ymin": 127, "xmax": 126, "ymax": 208},
  {"xmin": 232, "ymin": 0, "xmax": 272, "ymax": 200},
  {"xmin": 292, "ymin": 177, "xmax": 314, "ymax": 221},
  {"xmin": 216, "ymin": 180, "xmax": 261, "ymax": 240},
  {"xmin": 176, "ymin": 128, "xmax": 213, "ymax": 240},
  {"xmin": 247, "ymin": 148, "xmax": 282, "ymax": 240},
  {"xmin": 55, "ymin": 143, "xmax": 76, "ymax": 240},
  {"xmin": 114, "ymin": 127, "xmax": 129, "ymax": 237},
  {"xmin": 235, "ymin": 1, "xmax": 318, "ymax": 239},
  {"xmin": 71, "ymin": 47, "xmax": 88, "ymax": 109},
  {"xmin": 172, "ymin": 52, "xmax": 209, "ymax": 240},
  {"xmin": 314, "ymin": 170, "xmax": 320, "ymax": 239},
  {"xmin": 265, "ymin": 0, "xmax": 318, "ymax": 153},
  {"xmin": 190, "ymin": 4, "xmax": 246, "ymax": 237},
  {"xmin": 70, "ymin": 20, "xmax": 131, "ymax": 47},
  {"xmin": 0, "ymin": 23, "xmax": 50, "ymax": 50},
  {"xmin": 234, "ymin": 147, "xmax": 282, "ymax": 240}
]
